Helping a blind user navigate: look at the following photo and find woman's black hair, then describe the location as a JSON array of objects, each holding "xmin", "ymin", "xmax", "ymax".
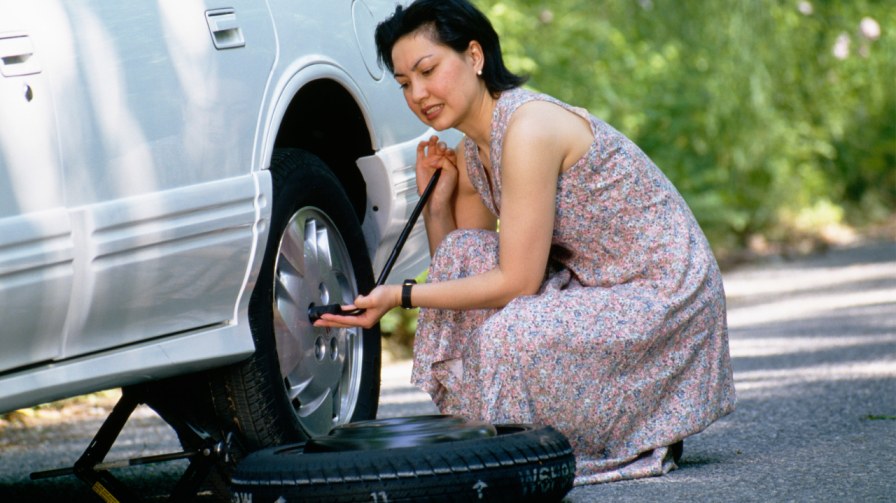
[{"xmin": 375, "ymin": 0, "xmax": 527, "ymax": 96}]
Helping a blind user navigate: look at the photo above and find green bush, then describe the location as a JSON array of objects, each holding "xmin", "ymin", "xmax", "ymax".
[
  {"xmin": 378, "ymin": 1, "xmax": 894, "ymax": 343},
  {"xmin": 481, "ymin": 0, "xmax": 894, "ymax": 253}
]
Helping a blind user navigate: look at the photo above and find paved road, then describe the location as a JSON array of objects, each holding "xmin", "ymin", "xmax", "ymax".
[
  {"xmin": 1, "ymin": 239, "xmax": 893, "ymax": 502},
  {"xmin": 563, "ymin": 239, "xmax": 896, "ymax": 502}
]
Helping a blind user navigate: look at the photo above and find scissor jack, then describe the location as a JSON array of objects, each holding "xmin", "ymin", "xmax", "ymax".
[{"xmin": 30, "ymin": 387, "xmax": 233, "ymax": 503}]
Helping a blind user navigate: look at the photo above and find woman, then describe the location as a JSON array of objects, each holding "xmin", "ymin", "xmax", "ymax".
[{"xmin": 316, "ymin": 0, "xmax": 735, "ymax": 485}]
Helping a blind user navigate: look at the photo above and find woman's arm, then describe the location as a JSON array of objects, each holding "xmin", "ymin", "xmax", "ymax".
[
  {"xmin": 316, "ymin": 102, "xmax": 592, "ymax": 328},
  {"xmin": 411, "ymin": 104, "xmax": 565, "ymax": 309}
]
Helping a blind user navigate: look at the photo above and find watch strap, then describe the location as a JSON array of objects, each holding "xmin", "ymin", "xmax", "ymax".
[{"xmin": 401, "ymin": 279, "xmax": 417, "ymax": 309}]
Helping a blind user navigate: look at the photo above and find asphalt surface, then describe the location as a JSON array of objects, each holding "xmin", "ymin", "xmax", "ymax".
[{"xmin": 0, "ymin": 238, "xmax": 893, "ymax": 502}]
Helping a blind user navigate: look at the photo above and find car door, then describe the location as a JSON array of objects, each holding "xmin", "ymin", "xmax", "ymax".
[
  {"xmin": 33, "ymin": 0, "xmax": 276, "ymax": 357},
  {"xmin": 0, "ymin": 5, "xmax": 72, "ymax": 372}
]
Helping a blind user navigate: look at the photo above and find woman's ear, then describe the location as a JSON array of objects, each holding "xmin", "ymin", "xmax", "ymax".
[{"xmin": 467, "ymin": 40, "xmax": 485, "ymax": 75}]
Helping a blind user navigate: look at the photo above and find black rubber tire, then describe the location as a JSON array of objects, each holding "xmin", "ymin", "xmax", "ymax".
[
  {"xmin": 230, "ymin": 418, "xmax": 576, "ymax": 503},
  {"xmin": 214, "ymin": 148, "xmax": 381, "ymax": 449},
  {"xmin": 141, "ymin": 149, "xmax": 380, "ymax": 497}
]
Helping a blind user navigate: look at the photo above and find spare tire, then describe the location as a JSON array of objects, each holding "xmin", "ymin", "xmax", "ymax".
[{"xmin": 231, "ymin": 415, "xmax": 575, "ymax": 502}]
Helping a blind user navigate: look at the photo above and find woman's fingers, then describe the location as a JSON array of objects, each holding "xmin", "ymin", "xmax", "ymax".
[
  {"xmin": 416, "ymin": 136, "xmax": 458, "ymax": 198},
  {"xmin": 312, "ymin": 286, "xmax": 397, "ymax": 330},
  {"xmin": 313, "ymin": 301, "xmax": 375, "ymax": 328},
  {"xmin": 419, "ymin": 136, "xmax": 452, "ymax": 162},
  {"xmin": 314, "ymin": 313, "xmax": 375, "ymax": 329}
]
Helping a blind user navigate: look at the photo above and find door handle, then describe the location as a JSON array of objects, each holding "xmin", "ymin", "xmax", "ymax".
[
  {"xmin": 206, "ymin": 9, "xmax": 245, "ymax": 50},
  {"xmin": 0, "ymin": 34, "xmax": 41, "ymax": 77}
]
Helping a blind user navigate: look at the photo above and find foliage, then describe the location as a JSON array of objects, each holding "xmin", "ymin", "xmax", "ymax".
[
  {"xmin": 480, "ymin": 0, "xmax": 894, "ymax": 252},
  {"xmin": 379, "ymin": 1, "xmax": 894, "ymax": 343}
]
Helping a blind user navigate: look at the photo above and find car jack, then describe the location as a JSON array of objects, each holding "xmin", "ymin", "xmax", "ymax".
[{"xmin": 30, "ymin": 387, "xmax": 232, "ymax": 503}]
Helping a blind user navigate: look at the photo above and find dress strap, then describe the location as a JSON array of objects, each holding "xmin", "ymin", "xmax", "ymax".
[{"xmin": 464, "ymin": 135, "xmax": 499, "ymax": 217}]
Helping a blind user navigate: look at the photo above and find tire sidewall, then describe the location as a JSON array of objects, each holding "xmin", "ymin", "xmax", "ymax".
[{"xmin": 232, "ymin": 423, "xmax": 576, "ymax": 503}]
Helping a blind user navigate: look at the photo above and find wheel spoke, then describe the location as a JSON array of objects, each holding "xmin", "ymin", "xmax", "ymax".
[
  {"xmin": 279, "ymin": 223, "xmax": 305, "ymax": 276},
  {"xmin": 285, "ymin": 374, "xmax": 312, "ymax": 402},
  {"xmin": 273, "ymin": 301, "xmax": 308, "ymax": 374},
  {"xmin": 315, "ymin": 225, "xmax": 333, "ymax": 269},
  {"xmin": 298, "ymin": 388, "xmax": 335, "ymax": 436},
  {"xmin": 304, "ymin": 219, "xmax": 318, "ymax": 274},
  {"xmin": 274, "ymin": 272, "xmax": 302, "ymax": 315},
  {"xmin": 274, "ymin": 257, "xmax": 306, "ymax": 325}
]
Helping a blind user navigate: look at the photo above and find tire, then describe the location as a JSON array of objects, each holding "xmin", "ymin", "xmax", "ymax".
[
  {"xmin": 216, "ymin": 148, "xmax": 381, "ymax": 449},
  {"xmin": 140, "ymin": 149, "xmax": 380, "ymax": 496},
  {"xmin": 230, "ymin": 416, "xmax": 576, "ymax": 503}
]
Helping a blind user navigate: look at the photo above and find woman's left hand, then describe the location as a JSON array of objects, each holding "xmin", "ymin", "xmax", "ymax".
[
  {"xmin": 416, "ymin": 136, "xmax": 458, "ymax": 213},
  {"xmin": 312, "ymin": 285, "xmax": 400, "ymax": 330}
]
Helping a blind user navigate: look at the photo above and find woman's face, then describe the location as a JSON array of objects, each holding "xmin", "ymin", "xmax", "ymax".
[{"xmin": 391, "ymin": 31, "xmax": 483, "ymax": 131}]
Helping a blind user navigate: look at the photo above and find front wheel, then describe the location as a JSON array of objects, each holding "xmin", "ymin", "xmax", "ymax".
[{"xmin": 219, "ymin": 149, "xmax": 380, "ymax": 448}]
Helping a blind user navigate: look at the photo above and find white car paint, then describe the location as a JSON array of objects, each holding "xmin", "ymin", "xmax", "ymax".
[{"xmin": 0, "ymin": 0, "xmax": 452, "ymax": 414}]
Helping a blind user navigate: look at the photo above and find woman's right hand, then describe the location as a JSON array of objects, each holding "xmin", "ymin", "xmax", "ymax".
[{"xmin": 416, "ymin": 136, "xmax": 458, "ymax": 212}]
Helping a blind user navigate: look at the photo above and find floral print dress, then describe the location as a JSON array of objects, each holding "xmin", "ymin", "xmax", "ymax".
[{"xmin": 411, "ymin": 88, "xmax": 736, "ymax": 485}]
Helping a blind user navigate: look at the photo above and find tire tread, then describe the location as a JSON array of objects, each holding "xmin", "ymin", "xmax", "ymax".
[{"xmin": 232, "ymin": 424, "xmax": 575, "ymax": 502}]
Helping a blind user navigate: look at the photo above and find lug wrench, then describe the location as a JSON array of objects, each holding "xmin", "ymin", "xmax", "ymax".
[{"xmin": 308, "ymin": 168, "xmax": 441, "ymax": 323}]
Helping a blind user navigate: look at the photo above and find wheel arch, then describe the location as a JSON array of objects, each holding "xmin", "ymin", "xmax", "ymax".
[{"xmin": 263, "ymin": 66, "xmax": 377, "ymax": 222}]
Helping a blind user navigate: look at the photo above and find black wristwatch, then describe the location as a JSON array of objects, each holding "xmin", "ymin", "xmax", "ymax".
[{"xmin": 401, "ymin": 279, "xmax": 417, "ymax": 309}]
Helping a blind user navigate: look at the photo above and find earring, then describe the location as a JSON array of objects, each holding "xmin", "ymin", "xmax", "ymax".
[{"xmin": 477, "ymin": 69, "xmax": 482, "ymax": 76}]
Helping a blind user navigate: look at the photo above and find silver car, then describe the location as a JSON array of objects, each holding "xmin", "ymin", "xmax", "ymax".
[{"xmin": 0, "ymin": 0, "xmax": 436, "ymax": 465}]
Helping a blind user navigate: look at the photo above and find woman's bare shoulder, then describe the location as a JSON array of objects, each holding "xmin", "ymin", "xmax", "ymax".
[{"xmin": 506, "ymin": 101, "xmax": 592, "ymax": 171}]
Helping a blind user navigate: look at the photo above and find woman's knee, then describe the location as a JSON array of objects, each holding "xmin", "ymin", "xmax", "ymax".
[{"xmin": 430, "ymin": 229, "xmax": 499, "ymax": 281}]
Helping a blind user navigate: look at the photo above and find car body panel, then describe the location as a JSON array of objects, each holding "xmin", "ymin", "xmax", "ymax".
[
  {"xmin": 0, "ymin": 0, "xmax": 446, "ymax": 415},
  {"xmin": 0, "ymin": 5, "xmax": 72, "ymax": 373},
  {"xmin": 62, "ymin": 175, "xmax": 259, "ymax": 357},
  {"xmin": 36, "ymin": 0, "xmax": 275, "ymax": 356}
]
